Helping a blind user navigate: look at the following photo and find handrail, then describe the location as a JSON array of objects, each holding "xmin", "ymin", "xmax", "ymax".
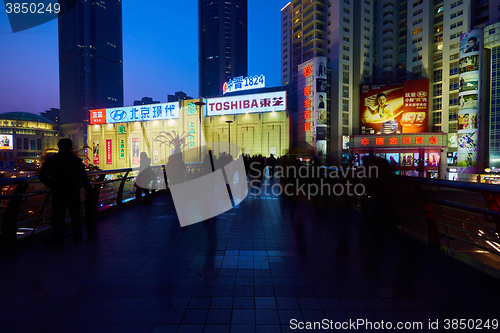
[
  {"xmin": 0, "ymin": 162, "xmax": 203, "ymax": 245},
  {"xmin": 313, "ymin": 164, "xmax": 500, "ymax": 276}
]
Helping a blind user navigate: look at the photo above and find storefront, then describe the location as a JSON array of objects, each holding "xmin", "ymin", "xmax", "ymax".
[
  {"xmin": 348, "ymin": 133, "xmax": 447, "ymax": 178},
  {"xmin": 89, "ymin": 92, "xmax": 289, "ymax": 170}
]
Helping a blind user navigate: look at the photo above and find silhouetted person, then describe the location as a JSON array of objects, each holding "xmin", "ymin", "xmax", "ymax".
[
  {"xmin": 136, "ymin": 152, "xmax": 154, "ymax": 204},
  {"xmin": 268, "ymin": 154, "xmax": 276, "ymax": 179},
  {"xmin": 166, "ymin": 154, "xmax": 186, "ymax": 185},
  {"xmin": 202, "ymin": 152, "xmax": 213, "ymax": 176},
  {"xmin": 39, "ymin": 138, "xmax": 93, "ymax": 245}
]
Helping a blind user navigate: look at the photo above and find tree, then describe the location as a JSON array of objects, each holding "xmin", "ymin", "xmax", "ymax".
[{"xmin": 153, "ymin": 130, "xmax": 189, "ymax": 154}]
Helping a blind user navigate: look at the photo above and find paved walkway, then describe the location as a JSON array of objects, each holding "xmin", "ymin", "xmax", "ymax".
[{"xmin": 1, "ymin": 186, "xmax": 500, "ymax": 333}]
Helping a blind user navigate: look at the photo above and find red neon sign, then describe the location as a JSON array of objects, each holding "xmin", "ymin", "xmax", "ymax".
[
  {"xmin": 304, "ymin": 86, "xmax": 311, "ymax": 96},
  {"xmin": 360, "ymin": 138, "xmax": 369, "ymax": 146},
  {"xmin": 415, "ymin": 136, "xmax": 423, "ymax": 144},
  {"xmin": 303, "ymin": 65, "xmax": 312, "ymax": 77},
  {"xmin": 304, "ymin": 122, "xmax": 311, "ymax": 131},
  {"xmin": 389, "ymin": 137, "xmax": 398, "ymax": 145},
  {"xmin": 402, "ymin": 137, "xmax": 411, "ymax": 144},
  {"xmin": 375, "ymin": 137, "xmax": 384, "ymax": 145}
]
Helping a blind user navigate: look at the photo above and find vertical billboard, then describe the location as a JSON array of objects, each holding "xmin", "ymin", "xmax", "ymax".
[
  {"xmin": 298, "ymin": 60, "xmax": 315, "ymax": 147},
  {"xmin": 458, "ymin": 29, "xmax": 482, "ymax": 173},
  {"xmin": 92, "ymin": 139, "xmax": 99, "ymax": 164},
  {"xmin": 314, "ymin": 57, "xmax": 327, "ymax": 158},
  {"xmin": 298, "ymin": 56, "xmax": 327, "ymax": 154},
  {"xmin": 360, "ymin": 79, "xmax": 429, "ymax": 134},
  {"xmin": 132, "ymin": 138, "xmax": 140, "ymax": 165},
  {"xmin": 106, "ymin": 139, "xmax": 113, "ymax": 165}
]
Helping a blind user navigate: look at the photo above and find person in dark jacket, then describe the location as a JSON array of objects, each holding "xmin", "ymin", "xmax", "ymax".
[{"xmin": 38, "ymin": 138, "xmax": 93, "ymax": 245}]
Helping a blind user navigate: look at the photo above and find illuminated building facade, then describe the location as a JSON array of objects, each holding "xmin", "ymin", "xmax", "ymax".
[
  {"xmin": 88, "ymin": 92, "xmax": 289, "ymax": 170},
  {"xmin": 0, "ymin": 112, "xmax": 60, "ymax": 164}
]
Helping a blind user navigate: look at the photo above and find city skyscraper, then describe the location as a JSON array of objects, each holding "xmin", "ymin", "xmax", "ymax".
[
  {"xmin": 198, "ymin": 0, "xmax": 248, "ymax": 98},
  {"xmin": 281, "ymin": 0, "xmax": 493, "ymax": 180},
  {"xmin": 58, "ymin": 0, "xmax": 123, "ymax": 147}
]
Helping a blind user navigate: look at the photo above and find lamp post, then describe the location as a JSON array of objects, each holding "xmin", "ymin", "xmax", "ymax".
[
  {"xmin": 226, "ymin": 120, "xmax": 233, "ymax": 156},
  {"xmin": 194, "ymin": 100, "xmax": 206, "ymax": 162}
]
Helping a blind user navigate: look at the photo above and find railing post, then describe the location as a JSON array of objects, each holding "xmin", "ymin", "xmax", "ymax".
[
  {"xmin": 413, "ymin": 183, "xmax": 441, "ymax": 248},
  {"xmin": 423, "ymin": 202, "xmax": 441, "ymax": 248},
  {"xmin": 92, "ymin": 174, "xmax": 106, "ymax": 213},
  {"xmin": 117, "ymin": 170, "xmax": 130, "ymax": 208},
  {"xmin": 1, "ymin": 181, "xmax": 30, "ymax": 244}
]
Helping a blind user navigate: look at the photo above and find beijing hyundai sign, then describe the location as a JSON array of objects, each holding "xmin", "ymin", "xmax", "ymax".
[
  {"xmin": 90, "ymin": 102, "xmax": 180, "ymax": 125},
  {"xmin": 206, "ymin": 91, "xmax": 286, "ymax": 116}
]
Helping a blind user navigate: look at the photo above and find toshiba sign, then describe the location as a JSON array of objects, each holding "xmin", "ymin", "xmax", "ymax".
[{"xmin": 206, "ymin": 91, "xmax": 287, "ymax": 116}]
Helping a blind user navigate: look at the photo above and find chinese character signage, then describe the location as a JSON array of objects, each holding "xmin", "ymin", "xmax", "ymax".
[
  {"xmin": 351, "ymin": 133, "xmax": 446, "ymax": 148},
  {"xmin": 360, "ymin": 79, "xmax": 429, "ymax": 135},
  {"xmin": 223, "ymin": 75, "xmax": 265, "ymax": 94},
  {"xmin": 106, "ymin": 139, "xmax": 112, "ymax": 165},
  {"xmin": 206, "ymin": 91, "xmax": 286, "ymax": 116},
  {"xmin": 457, "ymin": 29, "xmax": 482, "ymax": 174},
  {"xmin": 90, "ymin": 102, "xmax": 179, "ymax": 125},
  {"xmin": 90, "ymin": 109, "xmax": 106, "ymax": 124},
  {"xmin": 119, "ymin": 139, "xmax": 125, "ymax": 159}
]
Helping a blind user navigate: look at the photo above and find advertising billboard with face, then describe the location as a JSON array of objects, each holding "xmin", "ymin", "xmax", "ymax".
[
  {"xmin": 360, "ymin": 79, "xmax": 429, "ymax": 135},
  {"xmin": 0, "ymin": 135, "xmax": 13, "ymax": 150},
  {"xmin": 458, "ymin": 29, "xmax": 482, "ymax": 174}
]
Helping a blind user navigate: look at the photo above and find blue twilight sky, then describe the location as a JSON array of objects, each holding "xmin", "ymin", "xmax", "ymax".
[{"xmin": 0, "ymin": 0, "xmax": 286, "ymax": 114}]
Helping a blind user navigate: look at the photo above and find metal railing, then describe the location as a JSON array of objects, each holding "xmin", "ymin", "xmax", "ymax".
[
  {"xmin": 0, "ymin": 163, "xmax": 202, "ymax": 245},
  {"xmin": 315, "ymin": 166, "xmax": 500, "ymax": 276}
]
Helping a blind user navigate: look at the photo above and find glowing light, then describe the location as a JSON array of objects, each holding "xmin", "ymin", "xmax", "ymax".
[
  {"xmin": 486, "ymin": 240, "xmax": 500, "ymax": 252},
  {"xmin": 107, "ymin": 124, "xmax": 113, "ymax": 129},
  {"xmin": 134, "ymin": 122, "xmax": 140, "ymax": 126},
  {"xmin": 168, "ymin": 119, "xmax": 175, "ymax": 125},
  {"xmin": 271, "ymin": 111, "xmax": 276, "ymax": 117}
]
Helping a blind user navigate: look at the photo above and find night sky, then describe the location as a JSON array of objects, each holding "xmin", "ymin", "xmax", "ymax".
[{"xmin": 0, "ymin": 0, "xmax": 286, "ymax": 114}]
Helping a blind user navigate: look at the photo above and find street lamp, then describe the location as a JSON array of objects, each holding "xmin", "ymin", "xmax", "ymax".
[
  {"xmin": 194, "ymin": 100, "xmax": 206, "ymax": 162},
  {"xmin": 226, "ymin": 120, "xmax": 233, "ymax": 156}
]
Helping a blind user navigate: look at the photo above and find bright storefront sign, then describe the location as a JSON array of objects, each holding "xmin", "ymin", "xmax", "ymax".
[
  {"xmin": 206, "ymin": 91, "xmax": 286, "ymax": 116},
  {"xmin": 90, "ymin": 102, "xmax": 179, "ymax": 125},
  {"xmin": 223, "ymin": 75, "xmax": 265, "ymax": 94}
]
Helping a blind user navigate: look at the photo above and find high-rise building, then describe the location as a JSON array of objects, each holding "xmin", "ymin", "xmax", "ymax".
[
  {"xmin": 281, "ymin": 0, "xmax": 493, "ymax": 180},
  {"xmin": 134, "ymin": 97, "xmax": 160, "ymax": 106},
  {"xmin": 167, "ymin": 91, "xmax": 193, "ymax": 103},
  {"xmin": 198, "ymin": 0, "xmax": 248, "ymax": 98},
  {"xmin": 39, "ymin": 108, "xmax": 60, "ymax": 127},
  {"xmin": 58, "ymin": 0, "xmax": 123, "ymax": 147}
]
